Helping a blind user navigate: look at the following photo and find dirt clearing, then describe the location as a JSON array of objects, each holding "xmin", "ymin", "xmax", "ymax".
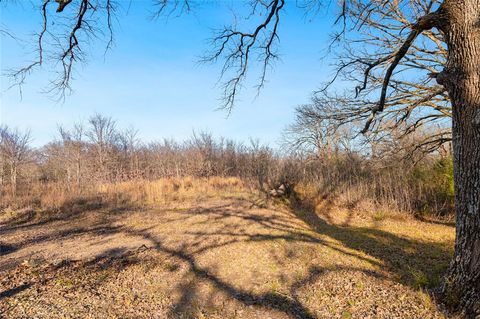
[{"xmin": 0, "ymin": 191, "xmax": 454, "ymax": 318}]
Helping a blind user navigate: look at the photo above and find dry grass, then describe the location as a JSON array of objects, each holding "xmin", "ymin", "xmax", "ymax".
[
  {"xmin": 293, "ymin": 180, "xmax": 454, "ymax": 222},
  {"xmin": 0, "ymin": 178, "xmax": 455, "ymax": 318},
  {"xmin": 2, "ymin": 177, "xmax": 250, "ymax": 211},
  {"xmin": 97, "ymin": 176, "xmax": 248, "ymax": 206}
]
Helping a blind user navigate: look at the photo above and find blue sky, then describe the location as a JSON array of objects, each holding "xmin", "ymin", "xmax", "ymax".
[{"xmin": 1, "ymin": 1, "xmax": 337, "ymax": 147}]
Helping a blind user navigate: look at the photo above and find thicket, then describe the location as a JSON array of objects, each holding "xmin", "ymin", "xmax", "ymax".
[{"xmin": 0, "ymin": 114, "xmax": 454, "ymax": 217}]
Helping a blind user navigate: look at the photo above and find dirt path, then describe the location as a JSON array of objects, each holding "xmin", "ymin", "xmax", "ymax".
[{"xmin": 0, "ymin": 195, "xmax": 454, "ymax": 318}]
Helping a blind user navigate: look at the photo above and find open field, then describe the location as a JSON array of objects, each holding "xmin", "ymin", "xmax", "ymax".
[{"xmin": 0, "ymin": 178, "xmax": 455, "ymax": 318}]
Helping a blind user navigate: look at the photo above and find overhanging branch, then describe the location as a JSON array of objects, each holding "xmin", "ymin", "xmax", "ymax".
[{"xmin": 361, "ymin": 10, "xmax": 443, "ymax": 134}]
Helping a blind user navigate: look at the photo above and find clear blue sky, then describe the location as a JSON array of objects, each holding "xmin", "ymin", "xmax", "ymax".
[{"xmin": 1, "ymin": 1, "xmax": 337, "ymax": 147}]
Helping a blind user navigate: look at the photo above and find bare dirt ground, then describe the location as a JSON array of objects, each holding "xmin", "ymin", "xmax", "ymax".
[{"xmin": 0, "ymin": 192, "xmax": 455, "ymax": 318}]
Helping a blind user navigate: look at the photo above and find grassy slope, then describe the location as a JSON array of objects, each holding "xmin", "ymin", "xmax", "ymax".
[{"xmin": 0, "ymin": 178, "xmax": 455, "ymax": 318}]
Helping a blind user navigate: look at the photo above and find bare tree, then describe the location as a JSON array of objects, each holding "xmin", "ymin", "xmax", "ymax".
[
  {"xmin": 3, "ymin": 0, "xmax": 480, "ymax": 314},
  {"xmin": 58, "ymin": 122, "xmax": 86, "ymax": 186},
  {"xmin": 248, "ymin": 138, "xmax": 275, "ymax": 191},
  {"xmin": 86, "ymin": 113, "xmax": 118, "ymax": 180},
  {"xmin": 118, "ymin": 126, "xmax": 140, "ymax": 178},
  {"xmin": 282, "ymin": 106, "xmax": 362, "ymax": 161},
  {"xmin": 0, "ymin": 126, "xmax": 32, "ymax": 197}
]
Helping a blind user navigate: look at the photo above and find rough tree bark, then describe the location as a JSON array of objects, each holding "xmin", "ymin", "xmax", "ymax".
[{"xmin": 436, "ymin": 0, "xmax": 480, "ymax": 316}]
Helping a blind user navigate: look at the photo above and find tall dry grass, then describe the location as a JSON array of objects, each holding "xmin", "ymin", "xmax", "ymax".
[
  {"xmin": 292, "ymin": 156, "xmax": 455, "ymax": 218},
  {"xmin": 1, "ymin": 177, "xmax": 248, "ymax": 212},
  {"xmin": 1, "ymin": 152, "xmax": 455, "ymax": 221},
  {"xmin": 97, "ymin": 176, "xmax": 247, "ymax": 206}
]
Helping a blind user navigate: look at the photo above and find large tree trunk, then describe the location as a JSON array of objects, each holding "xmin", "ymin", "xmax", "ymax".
[{"xmin": 437, "ymin": 0, "xmax": 480, "ymax": 316}]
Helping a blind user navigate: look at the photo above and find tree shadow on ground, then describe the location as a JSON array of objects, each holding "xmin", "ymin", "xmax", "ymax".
[
  {"xmin": 292, "ymin": 202, "xmax": 452, "ymax": 289},
  {"xmin": 0, "ymin": 283, "xmax": 31, "ymax": 300},
  {"xmin": 0, "ymin": 195, "xmax": 454, "ymax": 318},
  {"xmin": 126, "ymin": 228, "xmax": 329, "ymax": 319},
  {"xmin": 180, "ymin": 196, "xmax": 452, "ymax": 289},
  {"xmin": 0, "ymin": 196, "xmax": 110, "ymax": 232},
  {"xmin": 122, "ymin": 205, "xmax": 452, "ymax": 318}
]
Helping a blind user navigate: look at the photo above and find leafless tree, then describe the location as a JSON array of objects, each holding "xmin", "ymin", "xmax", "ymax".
[
  {"xmin": 282, "ymin": 105, "xmax": 362, "ymax": 161},
  {"xmin": 118, "ymin": 126, "xmax": 141, "ymax": 178},
  {"xmin": 57, "ymin": 122, "xmax": 86, "ymax": 186},
  {"xmin": 0, "ymin": 126, "xmax": 32, "ymax": 197},
  {"xmin": 287, "ymin": 0, "xmax": 450, "ymax": 160},
  {"xmin": 248, "ymin": 138, "xmax": 276, "ymax": 191},
  {"xmin": 86, "ymin": 113, "xmax": 118, "ymax": 180}
]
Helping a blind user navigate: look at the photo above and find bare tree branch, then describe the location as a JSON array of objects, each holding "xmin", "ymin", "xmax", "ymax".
[{"xmin": 202, "ymin": 0, "xmax": 285, "ymax": 111}]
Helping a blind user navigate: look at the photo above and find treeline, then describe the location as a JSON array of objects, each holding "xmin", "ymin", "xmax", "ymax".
[
  {"xmin": 1, "ymin": 113, "xmax": 454, "ymax": 217},
  {"xmin": 0, "ymin": 114, "xmax": 284, "ymax": 200}
]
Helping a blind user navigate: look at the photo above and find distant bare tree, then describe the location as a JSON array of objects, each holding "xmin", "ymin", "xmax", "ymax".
[
  {"xmin": 86, "ymin": 113, "xmax": 118, "ymax": 180},
  {"xmin": 0, "ymin": 126, "xmax": 32, "ymax": 197},
  {"xmin": 118, "ymin": 126, "xmax": 140, "ymax": 178},
  {"xmin": 188, "ymin": 131, "xmax": 218, "ymax": 177},
  {"xmin": 283, "ymin": 107, "xmax": 361, "ymax": 162},
  {"xmin": 58, "ymin": 122, "xmax": 86, "ymax": 186},
  {"xmin": 248, "ymin": 138, "xmax": 275, "ymax": 191}
]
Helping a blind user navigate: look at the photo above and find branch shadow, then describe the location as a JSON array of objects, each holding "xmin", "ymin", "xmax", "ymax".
[
  {"xmin": 0, "ymin": 283, "xmax": 31, "ymax": 300},
  {"xmin": 124, "ymin": 228, "xmax": 319, "ymax": 319},
  {"xmin": 0, "ymin": 194, "xmax": 454, "ymax": 318},
  {"xmin": 288, "ymin": 195, "xmax": 453, "ymax": 289}
]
